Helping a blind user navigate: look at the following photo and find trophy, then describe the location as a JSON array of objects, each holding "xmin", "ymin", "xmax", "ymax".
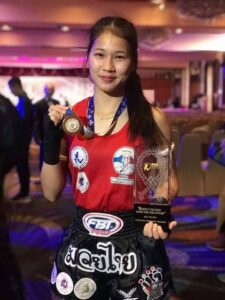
[
  {"xmin": 133, "ymin": 145, "xmax": 172, "ymax": 233},
  {"xmin": 62, "ymin": 108, "xmax": 94, "ymax": 139}
]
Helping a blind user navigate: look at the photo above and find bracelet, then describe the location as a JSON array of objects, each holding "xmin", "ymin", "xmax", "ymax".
[{"xmin": 59, "ymin": 154, "xmax": 68, "ymax": 162}]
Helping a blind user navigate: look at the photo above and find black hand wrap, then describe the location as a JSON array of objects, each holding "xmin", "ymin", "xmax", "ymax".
[{"xmin": 43, "ymin": 113, "xmax": 63, "ymax": 165}]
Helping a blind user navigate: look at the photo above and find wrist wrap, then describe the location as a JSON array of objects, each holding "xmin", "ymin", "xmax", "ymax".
[{"xmin": 43, "ymin": 114, "xmax": 63, "ymax": 165}]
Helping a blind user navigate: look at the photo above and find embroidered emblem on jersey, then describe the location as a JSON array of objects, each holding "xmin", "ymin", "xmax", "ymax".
[
  {"xmin": 111, "ymin": 147, "xmax": 134, "ymax": 185},
  {"xmin": 138, "ymin": 266, "xmax": 163, "ymax": 299},
  {"xmin": 74, "ymin": 278, "xmax": 97, "ymax": 299},
  {"xmin": 51, "ymin": 262, "xmax": 57, "ymax": 284},
  {"xmin": 71, "ymin": 146, "xmax": 88, "ymax": 169},
  {"xmin": 76, "ymin": 172, "xmax": 89, "ymax": 193},
  {"xmin": 64, "ymin": 241, "xmax": 137, "ymax": 275},
  {"xmin": 56, "ymin": 272, "xmax": 74, "ymax": 296},
  {"xmin": 83, "ymin": 212, "xmax": 124, "ymax": 237},
  {"xmin": 117, "ymin": 287, "xmax": 138, "ymax": 299}
]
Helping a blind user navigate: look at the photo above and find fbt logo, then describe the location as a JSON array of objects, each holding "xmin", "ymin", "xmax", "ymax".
[{"xmin": 83, "ymin": 213, "xmax": 124, "ymax": 237}]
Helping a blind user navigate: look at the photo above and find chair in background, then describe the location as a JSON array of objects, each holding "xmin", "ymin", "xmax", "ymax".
[
  {"xmin": 176, "ymin": 133, "xmax": 205, "ymax": 196},
  {"xmin": 191, "ymin": 125, "xmax": 211, "ymax": 160},
  {"xmin": 201, "ymin": 129, "xmax": 225, "ymax": 196}
]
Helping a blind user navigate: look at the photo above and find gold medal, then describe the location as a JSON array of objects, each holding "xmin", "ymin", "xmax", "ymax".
[
  {"xmin": 62, "ymin": 107, "xmax": 94, "ymax": 139},
  {"xmin": 62, "ymin": 115, "xmax": 81, "ymax": 135}
]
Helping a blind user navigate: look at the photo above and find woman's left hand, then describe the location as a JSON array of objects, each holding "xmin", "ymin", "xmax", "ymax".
[{"xmin": 143, "ymin": 220, "xmax": 177, "ymax": 240}]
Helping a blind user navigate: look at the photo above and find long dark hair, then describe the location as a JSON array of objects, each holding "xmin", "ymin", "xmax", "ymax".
[{"xmin": 87, "ymin": 16, "xmax": 164, "ymax": 146}]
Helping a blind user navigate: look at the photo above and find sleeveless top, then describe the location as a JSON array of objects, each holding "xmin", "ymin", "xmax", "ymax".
[{"xmin": 67, "ymin": 98, "xmax": 142, "ymax": 212}]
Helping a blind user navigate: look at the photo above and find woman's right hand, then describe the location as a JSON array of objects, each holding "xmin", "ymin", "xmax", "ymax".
[{"xmin": 48, "ymin": 104, "xmax": 69, "ymax": 126}]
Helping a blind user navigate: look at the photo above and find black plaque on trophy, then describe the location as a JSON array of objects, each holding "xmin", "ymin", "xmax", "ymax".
[{"xmin": 133, "ymin": 145, "xmax": 172, "ymax": 233}]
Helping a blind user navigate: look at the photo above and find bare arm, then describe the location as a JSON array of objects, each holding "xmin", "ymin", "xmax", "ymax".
[{"xmin": 41, "ymin": 160, "xmax": 67, "ymax": 202}]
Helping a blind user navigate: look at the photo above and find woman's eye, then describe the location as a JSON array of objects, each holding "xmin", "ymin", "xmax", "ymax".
[
  {"xmin": 115, "ymin": 55, "xmax": 125, "ymax": 60},
  {"xmin": 94, "ymin": 52, "xmax": 104, "ymax": 58}
]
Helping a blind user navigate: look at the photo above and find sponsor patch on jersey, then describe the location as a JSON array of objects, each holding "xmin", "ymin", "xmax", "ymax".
[
  {"xmin": 56, "ymin": 272, "xmax": 73, "ymax": 296},
  {"xmin": 111, "ymin": 147, "xmax": 134, "ymax": 185},
  {"xmin": 74, "ymin": 278, "xmax": 97, "ymax": 299},
  {"xmin": 71, "ymin": 146, "xmax": 88, "ymax": 169},
  {"xmin": 83, "ymin": 212, "xmax": 124, "ymax": 237},
  {"xmin": 76, "ymin": 172, "xmax": 89, "ymax": 193},
  {"xmin": 113, "ymin": 147, "xmax": 134, "ymax": 175},
  {"xmin": 50, "ymin": 262, "xmax": 57, "ymax": 285}
]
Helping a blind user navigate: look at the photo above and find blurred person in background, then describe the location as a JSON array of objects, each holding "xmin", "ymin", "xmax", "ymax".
[
  {"xmin": 33, "ymin": 83, "xmax": 60, "ymax": 170},
  {"xmin": 8, "ymin": 76, "xmax": 33, "ymax": 203},
  {"xmin": 0, "ymin": 93, "xmax": 20, "ymax": 201}
]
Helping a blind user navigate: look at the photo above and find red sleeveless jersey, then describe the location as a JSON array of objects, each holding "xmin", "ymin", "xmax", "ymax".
[{"xmin": 67, "ymin": 98, "xmax": 142, "ymax": 211}]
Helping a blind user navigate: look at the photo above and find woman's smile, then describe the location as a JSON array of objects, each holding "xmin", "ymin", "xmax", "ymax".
[{"xmin": 99, "ymin": 75, "xmax": 116, "ymax": 83}]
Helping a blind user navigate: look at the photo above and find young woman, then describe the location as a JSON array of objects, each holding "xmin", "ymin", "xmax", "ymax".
[{"xmin": 41, "ymin": 16, "xmax": 179, "ymax": 300}]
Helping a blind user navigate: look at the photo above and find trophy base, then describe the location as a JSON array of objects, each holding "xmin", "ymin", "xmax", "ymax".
[{"xmin": 133, "ymin": 201, "xmax": 171, "ymax": 233}]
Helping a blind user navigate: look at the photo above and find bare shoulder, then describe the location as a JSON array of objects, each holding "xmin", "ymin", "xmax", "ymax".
[{"xmin": 151, "ymin": 106, "xmax": 171, "ymax": 141}]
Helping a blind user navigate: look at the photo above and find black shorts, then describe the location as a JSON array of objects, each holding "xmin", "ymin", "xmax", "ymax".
[{"xmin": 51, "ymin": 206, "xmax": 172, "ymax": 299}]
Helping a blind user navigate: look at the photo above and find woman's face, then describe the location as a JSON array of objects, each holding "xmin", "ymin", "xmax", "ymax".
[{"xmin": 88, "ymin": 31, "xmax": 134, "ymax": 95}]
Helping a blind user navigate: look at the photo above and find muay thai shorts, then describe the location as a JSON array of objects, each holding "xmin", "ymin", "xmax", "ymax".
[{"xmin": 51, "ymin": 206, "xmax": 172, "ymax": 299}]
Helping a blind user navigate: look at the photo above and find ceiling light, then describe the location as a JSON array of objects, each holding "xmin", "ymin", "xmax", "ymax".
[
  {"xmin": 150, "ymin": 0, "xmax": 164, "ymax": 4},
  {"xmin": 158, "ymin": 3, "xmax": 166, "ymax": 10},
  {"xmin": 149, "ymin": 0, "xmax": 166, "ymax": 10},
  {"xmin": 1, "ymin": 24, "xmax": 12, "ymax": 31},
  {"xmin": 175, "ymin": 28, "xmax": 183, "ymax": 34},
  {"xmin": 61, "ymin": 25, "xmax": 70, "ymax": 32}
]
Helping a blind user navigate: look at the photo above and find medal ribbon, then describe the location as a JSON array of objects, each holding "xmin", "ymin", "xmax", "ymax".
[
  {"xmin": 64, "ymin": 96, "xmax": 127, "ymax": 138},
  {"xmin": 64, "ymin": 107, "xmax": 74, "ymax": 116},
  {"xmin": 87, "ymin": 95, "xmax": 127, "ymax": 133}
]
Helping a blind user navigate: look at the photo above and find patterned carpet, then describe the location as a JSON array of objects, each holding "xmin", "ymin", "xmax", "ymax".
[
  {"xmin": 1, "ymin": 167, "xmax": 225, "ymax": 300},
  {"xmin": 168, "ymin": 196, "xmax": 225, "ymax": 299}
]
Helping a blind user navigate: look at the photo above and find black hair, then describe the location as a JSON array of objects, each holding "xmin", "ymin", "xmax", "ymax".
[
  {"xmin": 8, "ymin": 76, "xmax": 22, "ymax": 87},
  {"xmin": 87, "ymin": 16, "xmax": 164, "ymax": 146}
]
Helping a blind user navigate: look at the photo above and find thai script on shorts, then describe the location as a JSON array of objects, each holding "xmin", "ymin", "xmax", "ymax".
[{"xmin": 64, "ymin": 241, "xmax": 137, "ymax": 275}]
